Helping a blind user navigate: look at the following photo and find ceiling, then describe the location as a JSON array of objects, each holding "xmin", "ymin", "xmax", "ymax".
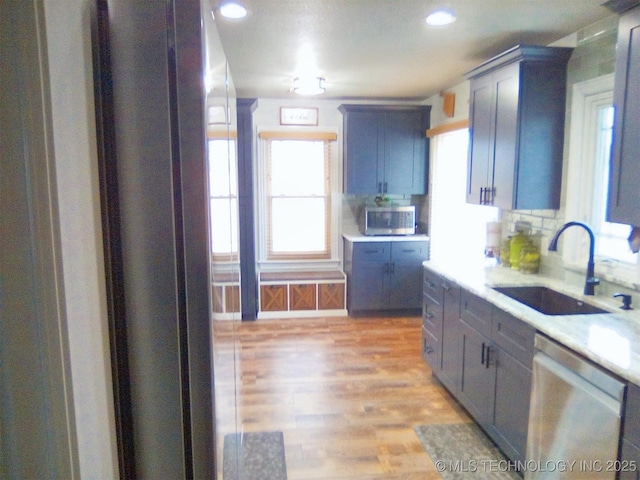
[{"xmin": 211, "ymin": 0, "xmax": 615, "ymax": 100}]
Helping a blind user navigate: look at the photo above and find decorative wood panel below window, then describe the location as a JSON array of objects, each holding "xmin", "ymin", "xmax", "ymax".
[
  {"xmin": 289, "ymin": 284, "xmax": 317, "ymax": 310},
  {"xmin": 318, "ymin": 283, "xmax": 345, "ymax": 310},
  {"xmin": 260, "ymin": 285, "xmax": 288, "ymax": 311},
  {"xmin": 258, "ymin": 271, "xmax": 347, "ymax": 317}
]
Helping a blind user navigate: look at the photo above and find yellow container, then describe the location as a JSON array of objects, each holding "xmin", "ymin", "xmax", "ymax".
[
  {"xmin": 509, "ymin": 230, "xmax": 528, "ymax": 270},
  {"xmin": 519, "ymin": 243, "xmax": 540, "ymax": 274}
]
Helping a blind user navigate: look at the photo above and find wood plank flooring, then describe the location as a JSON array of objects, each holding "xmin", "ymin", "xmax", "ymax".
[{"xmin": 212, "ymin": 315, "xmax": 470, "ymax": 479}]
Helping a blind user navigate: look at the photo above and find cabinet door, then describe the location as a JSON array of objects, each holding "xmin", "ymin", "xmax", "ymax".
[
  {"xmin": 384, "ymin": 110, "xmax": 427, "ymax": 194},
  {"xmin": 608, "ymin": 6, "xmax": 640, "ymax": 225},
  {"xmin": 439, "ymin": 281, "xmax": 461, "ymax": 394},
  {"xmin": 389, "ymin": 242, "xmax": 428, "ymax": 309},
  {"xmin": 491, "ymin": 63, "xmax": 520, "ymax": 210},
  {"xmin": 349, "ymin": 241, "xmax": 390, "ymax": 310},
  {"xmin": 467, "ymin": 74, "xmax": 494, "ymax": 204},
  {"xmin": 458, "ymin": 321, "xmax": 494, "ymax": 429},
  {"xmin": 491, "ymin": 348, "xmax": 531, "ymax": 464},
  {"xmin": 389, "ymin": 260, "xmax": 423, "ymax": 309},
  {"xmin": 343, "ymin": 110, "xmax": 382, "ymax": 194},
  {"xmin": 350, "ymin": 260, "xmax": 388, "ymax": 310}
]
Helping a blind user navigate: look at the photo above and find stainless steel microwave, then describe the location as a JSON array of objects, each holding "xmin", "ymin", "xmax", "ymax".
[{"xmin": 361, "ymin": 206, "xmax": 416, "ymax": 236}]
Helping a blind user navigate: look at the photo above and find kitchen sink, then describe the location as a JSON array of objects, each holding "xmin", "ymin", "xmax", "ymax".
[{"xmin": 492, "ymin": 286, "xmax": 609, "ymax": 315}]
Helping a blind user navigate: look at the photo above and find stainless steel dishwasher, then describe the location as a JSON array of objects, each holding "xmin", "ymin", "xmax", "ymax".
[{"xmin": 525, "ymin": 334, "xmax": 626, "ymax": 479}]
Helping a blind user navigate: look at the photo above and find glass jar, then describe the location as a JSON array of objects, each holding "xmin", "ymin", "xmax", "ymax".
[
  {"xmin": 509, "ymin": 230, "xmax": 528, "ymax": 270},
  {"xmin": 500, "ymin": 237, "xmax": 511, "ymax": 267},
  {"xmin": 519, "ymin": 243, "xmax": 540, "ymax": 274}
]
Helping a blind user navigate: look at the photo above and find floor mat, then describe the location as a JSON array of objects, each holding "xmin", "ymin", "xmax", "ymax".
[
  {"xmin": 223, "ymin": 431, "xmax": 287, "ymax": 480},
  {"xmin": 415, "ymin": 423, "xmax": 521, "ymax": 479}
]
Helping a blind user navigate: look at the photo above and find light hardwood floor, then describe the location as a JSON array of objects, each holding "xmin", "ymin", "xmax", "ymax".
[{"xmin": 213, "ymin": 315, "xmax": 471, "ymax": 480}]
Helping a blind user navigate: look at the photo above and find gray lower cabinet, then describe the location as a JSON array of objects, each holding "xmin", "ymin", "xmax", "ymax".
[
  {"xmin": 458, "ymin": 289, "xmax": 534, "ymax": 464},
  {"xmin": 621, "ymin": 383, "xmax": 640, "ymax": 479},
  {"xmin": 423, "ymin": 268, "xmax": 535, "ymax": 465},
  {"xmin": 422, "ymin": 268, "xmax": 460, "ymax": 395},
  {"xmin": 345, "ymin": 239, "xmax": 428, "ymax": 314},
  {"xmin": 423, "ymin": 266, "xmax": 640, "ymax": 471}
]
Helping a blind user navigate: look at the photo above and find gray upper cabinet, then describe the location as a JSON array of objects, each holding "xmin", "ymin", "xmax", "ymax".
[
  {"xmin": 465, "ymin": 45, "xmax": 573, "ymax": 210},
  {"xmin": 339, "ymin": 104, "xmax": 430, "ymax": 195},
  {"xmin": 607, "ymin": 3, "xmax": 640, "ymax": 225}
]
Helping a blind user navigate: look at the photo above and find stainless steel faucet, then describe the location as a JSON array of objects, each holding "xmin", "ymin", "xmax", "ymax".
[{"xmin": 548, "ymin": 221, "xmax": 600, "ymax": 295}]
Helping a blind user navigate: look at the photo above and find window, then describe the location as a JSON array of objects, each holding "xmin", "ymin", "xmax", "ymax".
[
  {"xmin": 260, "ymin": 132, "xmax": 336, "ymax": 260},
  {"xmin": 565, "ymin": 75, "xmax": 638, "ymax": 274},
  {"xmin": 429, "ymin": 128, "xmax": 499, "ymax": 263},
  {"xmin": 208, "ymin": 138, "xmax": 238, "ymax": 260}
]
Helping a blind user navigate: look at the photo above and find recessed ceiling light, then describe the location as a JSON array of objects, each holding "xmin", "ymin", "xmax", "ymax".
[
  {"xmin": 219, "ymin": 2, "xmax": 247, "ymax": 19},
  {"xmin": 426, "ymin": 9, "xmax": 456, "ymax": 27}
]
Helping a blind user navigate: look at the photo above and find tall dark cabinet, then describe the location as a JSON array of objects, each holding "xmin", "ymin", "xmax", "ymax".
[
  {"xmin": 465, "ymin": 45, "xmax": 572, "ymax": 210},
  {"xmin": 339, "ymin": 104, "xmax": 430, "ymax": 195},
  {"xmin": 606, "ymin": 2, "xmax": 640, "ymax": 225}
]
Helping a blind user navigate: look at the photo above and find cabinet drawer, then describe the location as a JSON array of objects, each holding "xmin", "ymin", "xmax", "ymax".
[
  {"xmin": 460, "ymin": 289, "xmax": 493, "ymax": 337},
  {"xmin": 423, "ymin": 268, "xmax": 442, "ymax": 299},
  {"xmin": 422, "ymin": 294, "xmax": 443, "ymax": 335},
  {"xmin": 422, "ymin": 326, "xmax": 439, "ymax": 368},
  {"xmin": 318, "ymin": 283, "xmax": 345, "ymax": 310},
  {"xmin": 491, "ymin": 308, "xmax": 535, "ymax": 366},
  {"xmin": 392, "ymin": 241, "xmax": 428, "ymax": 262},
  {"xmin": 260, "ymin": 285, "xmax": 288, "ymax": 311},
  {"xmin": 352, "ymin": 242, "xmax": 390, "ymax": 262},
  {"xmin": 289, "ymin": 284, "xmax": 316, "ymax": 310}
]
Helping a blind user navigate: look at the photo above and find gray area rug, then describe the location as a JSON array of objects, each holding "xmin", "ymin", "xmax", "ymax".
[
  {"xmin": 415, "ymin": 423, "xmax": 521, "ymax": 479},
  {"xmin": 223, "ymin": 431, "xmax": 287, "ymax": 480}
]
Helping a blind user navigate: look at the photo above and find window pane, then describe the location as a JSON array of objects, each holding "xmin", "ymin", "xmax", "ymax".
[
  {"xmin": 210, "ymin": 198, "xmax": 238, "ymax": 254},
  {"xmin": 270, "ymin": 140, "xmax": 325, "ymax": 195},
  {"xmin": 208, "ymin": 139, "xmax": 237, "ymax": 197},
  {"xmin": 271, "ymin": 197, "xmax": 326, "ymax": 253},
  {"xmin": 429, "ymin": 129, "xmax": 498, "ymax": 263},
  {"xmin": 593, "ymin": 105, "xmax": 638, "ymax": 263}
]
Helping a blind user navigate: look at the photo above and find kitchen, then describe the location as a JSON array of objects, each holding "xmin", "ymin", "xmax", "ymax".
[
  {"xmin": 2, "ymin": 2, "xmax": 637, "ymax": 477},
  {"xmin": 209, "ymin": 0, "xmax": 640, "ymax": 478}
]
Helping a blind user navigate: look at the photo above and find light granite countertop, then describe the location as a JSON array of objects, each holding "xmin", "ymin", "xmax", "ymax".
[
  {"xmin": 343, "ymin": 233, "xmax": 429, "ymax": 242},
  {"xmin": 423, "ymin": 259, "xmax": 640, "ymax": 386}
]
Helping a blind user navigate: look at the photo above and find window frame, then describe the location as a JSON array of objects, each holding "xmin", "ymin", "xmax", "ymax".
[
  {"xmin": 207, "ymin": 136, "xmax": 239, "ymax": 263},
  {"xmin": 564, "ymin": 73, "xmax": 639, "ymax": 279},
  {"xmin": 258, "ymin": 131, "xmax": 338, "ymax": 263}
]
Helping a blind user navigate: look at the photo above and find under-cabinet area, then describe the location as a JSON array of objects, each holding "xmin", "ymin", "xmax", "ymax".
[{"xmin": 422, "ymin": 261, "xmax": 640, "ymax": 476}]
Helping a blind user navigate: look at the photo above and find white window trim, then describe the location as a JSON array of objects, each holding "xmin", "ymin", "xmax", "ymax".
[
  {"xmin": 564, "ymin": 74, "xmax": 639, "ymax": 284},
  {"xmin": 255, "ymin": 128, "xmax": 342, "ymax": 271}
]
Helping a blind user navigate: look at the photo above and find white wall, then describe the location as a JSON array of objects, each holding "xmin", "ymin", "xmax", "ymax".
[{"xmin": 44, "ymin": 2, "xmax": 119, "ymax": 478}]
